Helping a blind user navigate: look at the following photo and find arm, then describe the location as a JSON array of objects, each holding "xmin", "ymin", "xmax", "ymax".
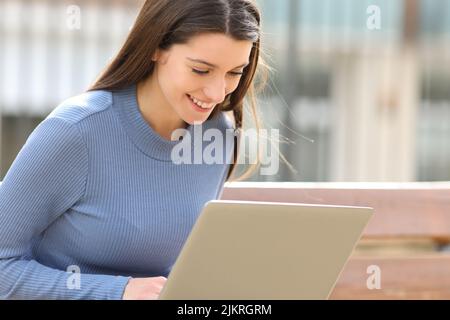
[{"xmin": 0, "ymin": 117, "xmax": 130, "ymax": 299}]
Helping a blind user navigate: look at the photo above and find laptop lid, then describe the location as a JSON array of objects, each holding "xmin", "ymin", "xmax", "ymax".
[{"xmin": 159, "ymin": 200, "xmax": 373, "ymax": 300}]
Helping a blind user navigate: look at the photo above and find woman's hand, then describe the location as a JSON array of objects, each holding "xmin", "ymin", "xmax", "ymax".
[{"xmin": 122, "ymin": 276, "xmax": 167, "ymax": 300}]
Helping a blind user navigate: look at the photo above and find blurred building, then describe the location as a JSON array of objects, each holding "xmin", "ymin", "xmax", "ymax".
[
  {"xmin": 1, "ymin": 0, "xmax": 449, "ymax": 182},
  {"xmin": 257, "ymin": 0, "xmax": 450, "ymax": 182}
]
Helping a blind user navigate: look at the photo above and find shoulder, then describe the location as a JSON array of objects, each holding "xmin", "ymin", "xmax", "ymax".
[
  {"xmin": 46, "ymin": 90, "xmax": 113, "ymax": 126},
  {"xmin": 25, "ymin": 90, "xmax": 113, "ymax": 152}
]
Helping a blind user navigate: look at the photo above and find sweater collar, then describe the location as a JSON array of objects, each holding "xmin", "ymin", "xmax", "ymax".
[{"xmin": 112, "ymin": 83, "xmax": 223, "ymax": 162}]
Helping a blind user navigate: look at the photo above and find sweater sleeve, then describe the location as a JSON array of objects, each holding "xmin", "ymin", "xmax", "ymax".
[{"xmin": 0, "ymin": 117, "xmax": 131, "ymax": 300}]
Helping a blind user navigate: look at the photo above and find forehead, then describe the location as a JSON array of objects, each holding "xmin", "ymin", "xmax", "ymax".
[{"xmin": 177, "ymin": 33, "xmax": 253, "ymax": 66}]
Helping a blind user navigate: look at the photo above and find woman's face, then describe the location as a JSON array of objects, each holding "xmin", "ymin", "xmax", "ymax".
[{"xmin": 152, "ymin": 33, "xmax": 254, "ymax": 125}]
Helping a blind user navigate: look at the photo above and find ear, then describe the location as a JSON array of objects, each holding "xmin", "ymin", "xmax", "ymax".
[
  {"xmin": 152, "ymin": 48, "xmax": 170, "ymax": 64},
  {"xmin": 151, "ymin": 49, "xmax": 160, "ymax": 62}
]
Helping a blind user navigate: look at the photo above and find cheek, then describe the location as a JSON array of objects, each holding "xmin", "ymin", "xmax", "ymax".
[
  {"xmin": 160, "ymin": 69, "xmax": 188, "ymax": 99},
  {"xmin": 227, "ymin": 79, "xmax": 241, "ymax": 96},
  {"xmin": 177, "ymin": 74, "xmax": 202, "ymax": 96},
  {"xmin": 231, "ymin": 80, "xmax": 240, "ymax": 92}
]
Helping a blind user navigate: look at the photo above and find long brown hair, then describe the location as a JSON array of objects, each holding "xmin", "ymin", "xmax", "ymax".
[{"xmin": 88, "ymin": 0, "xmax": 271, "ymax": 181}]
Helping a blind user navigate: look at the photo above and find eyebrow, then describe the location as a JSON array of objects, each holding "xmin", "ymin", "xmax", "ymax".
[{"xmin": 186, "ymin": 57, "xmax": 249, "ymax": 69}]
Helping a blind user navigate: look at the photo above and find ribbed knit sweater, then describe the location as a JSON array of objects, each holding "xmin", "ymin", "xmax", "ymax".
[{"xmin": 0, "ymin": 84, "xmax": 234, "ymax": 299}]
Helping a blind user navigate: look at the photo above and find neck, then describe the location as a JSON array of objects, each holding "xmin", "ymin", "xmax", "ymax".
[{"xmin": 136, "ymin": 74, "xmax": 187, "ymax": 141}]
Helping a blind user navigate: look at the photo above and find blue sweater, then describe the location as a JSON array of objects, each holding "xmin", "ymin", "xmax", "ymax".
[{"xmin": 0, "ymin": 84, "xmax": 234, "ymax": 299}]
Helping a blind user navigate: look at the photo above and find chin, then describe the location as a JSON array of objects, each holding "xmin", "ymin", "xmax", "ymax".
[
  {"xmin": 185, "ymin": 117, "xmax": 207, "ymax": 126},
  {"xmin": 184, "ymin": 111, "xmax": 214, "ymax": 126}
]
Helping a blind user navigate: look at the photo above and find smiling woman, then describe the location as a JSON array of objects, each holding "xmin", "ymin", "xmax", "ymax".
[
  {"xmin": 0, "ymin": 0, "xmax": 274, "ymax": 301},
  {"xmin": 89, "ymin": 0, "xmax": 271, "ymax": 181}
]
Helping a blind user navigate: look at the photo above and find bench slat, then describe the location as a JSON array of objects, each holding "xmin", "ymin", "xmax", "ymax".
[
  {"xmin": 221, "ymin": 183, "xmax": 450, "ymax": 241},
  {"xmin": 329, "ymin": 255, "xmax": 450, "ymax": 299}
]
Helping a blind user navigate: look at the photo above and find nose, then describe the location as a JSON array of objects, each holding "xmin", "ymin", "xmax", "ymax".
[{"xmin": 203, "ymin": 77, "xmax": 227, "ymax": 104}]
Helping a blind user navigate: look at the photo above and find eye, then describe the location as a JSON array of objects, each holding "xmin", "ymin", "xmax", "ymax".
[
  {"xmin": 191, "ymin": 69, "xmax": 244, "ymax": 77},
  {"xmin": 192, "ymin": 69, "xmax": 209, "ymax": 75}
]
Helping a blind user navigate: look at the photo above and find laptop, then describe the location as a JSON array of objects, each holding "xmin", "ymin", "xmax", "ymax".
[{"xmin": 158, "ymin": 200, "xmax": 373, "ymax": 300}]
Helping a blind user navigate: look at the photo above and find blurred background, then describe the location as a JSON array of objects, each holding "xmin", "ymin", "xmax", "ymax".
[{"xmin": 1, "ymin": 0, "xmax": 449, "ymax": 182}]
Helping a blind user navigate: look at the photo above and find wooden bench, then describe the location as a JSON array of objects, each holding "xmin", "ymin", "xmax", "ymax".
[{"xmin": 220, "ymin": 181, "xmax": 450, "ymax": 299}]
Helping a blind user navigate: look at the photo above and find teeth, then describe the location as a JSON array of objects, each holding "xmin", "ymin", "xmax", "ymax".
[{"xmin": 189, "ymin": 94, "xmax": 211, "ymax": 109}]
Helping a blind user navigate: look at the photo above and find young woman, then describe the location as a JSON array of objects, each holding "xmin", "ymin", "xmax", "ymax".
[{"xmin": 0, "ymin": 0, "xmax": 269, "ymax": 299}]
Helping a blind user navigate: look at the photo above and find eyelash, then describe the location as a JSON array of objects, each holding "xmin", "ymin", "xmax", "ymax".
[{"xmin": 191, "ymin": 69, "xmax": 244, "ymax": 77}]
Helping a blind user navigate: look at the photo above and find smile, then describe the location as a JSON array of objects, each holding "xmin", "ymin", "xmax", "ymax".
[{"xmin": 187, "ymin": 94, "xmax": 213, "ymax": 110}]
